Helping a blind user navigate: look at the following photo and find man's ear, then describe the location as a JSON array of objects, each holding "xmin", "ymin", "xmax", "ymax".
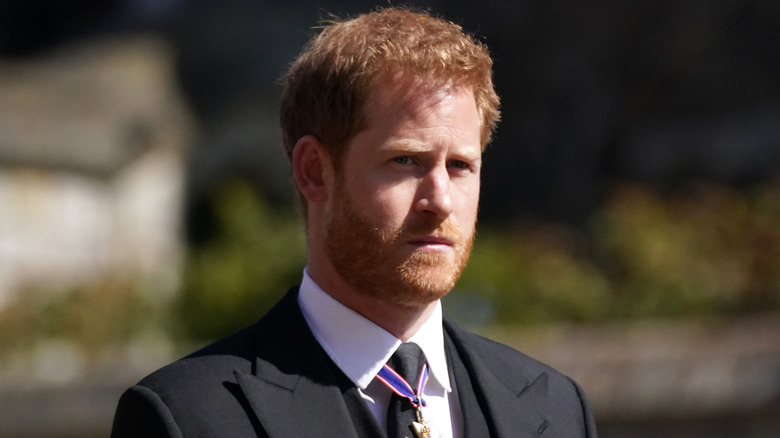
[{"xmin": 292, "ymin": 135, "xmax": 332, "ymax": 203}]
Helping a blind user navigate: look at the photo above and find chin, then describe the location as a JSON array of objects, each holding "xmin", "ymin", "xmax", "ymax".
[{"xmin": 394, "ymin": 263, "xmax": 461, "ymax": 307}]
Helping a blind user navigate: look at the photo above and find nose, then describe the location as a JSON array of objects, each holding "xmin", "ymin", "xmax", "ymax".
[{"xmin": 415, "ymin": 165, "xmax": 454, "ymax": 218}]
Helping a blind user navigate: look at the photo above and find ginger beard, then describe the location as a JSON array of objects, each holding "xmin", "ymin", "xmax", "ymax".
[{"xmin": 324, "ymin": 176, "xmax": 475, "ymax": 309}]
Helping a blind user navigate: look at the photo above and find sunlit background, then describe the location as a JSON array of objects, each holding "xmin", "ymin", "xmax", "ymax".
[{"xmin": 1, "ymin": 1, "xmax": 779, "ymax": 436}]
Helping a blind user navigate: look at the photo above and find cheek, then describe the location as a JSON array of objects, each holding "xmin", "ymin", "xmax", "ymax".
[
  {"xmin": 376, "ymin": 190, "xmax": 417, "ymax": 224},
  {"xmin": 349, "ymin": 183, "xmax": 413, "ymax": 227},
  {"xmin": 456, "ymin": 183, "xmax": 481, "ymax": 225}
]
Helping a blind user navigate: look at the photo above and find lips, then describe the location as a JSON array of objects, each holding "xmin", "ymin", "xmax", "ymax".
[
  {"xmin": 402, "ymin": 219, "xmax": 462, "ymax": 249},
  {"xmin": 408, "ymin": 235, "xmax": 456, "ymax": 247}
]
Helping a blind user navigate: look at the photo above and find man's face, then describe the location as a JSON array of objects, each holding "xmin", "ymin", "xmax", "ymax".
[{"xmin": 324, "ymin": 81, "xmax": 482, "ymax": 309}]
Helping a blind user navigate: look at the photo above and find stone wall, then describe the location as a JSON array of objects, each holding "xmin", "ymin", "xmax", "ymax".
[{"xmin": 0, "ymin": 36, "xmax": 193, "ymax": 306}]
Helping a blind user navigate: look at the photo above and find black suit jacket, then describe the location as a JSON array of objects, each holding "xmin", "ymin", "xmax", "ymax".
[{"xmin": 111, "ymin": 288, "xmax": 597, "ymax": 437}]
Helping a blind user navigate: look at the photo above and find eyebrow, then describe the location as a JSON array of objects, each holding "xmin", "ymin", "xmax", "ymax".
[
  {"xmin": 380, "ymin": 139, "xmax": 431, "ymax": 153},
  {"xmin": 381, "ymin": 139, "xmax": 481, "ymax": 159}
]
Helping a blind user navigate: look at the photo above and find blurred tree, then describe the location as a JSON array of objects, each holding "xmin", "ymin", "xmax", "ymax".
[{"xmin": 177, "ymin": 178, "xmax": 306, "ymax": 340}]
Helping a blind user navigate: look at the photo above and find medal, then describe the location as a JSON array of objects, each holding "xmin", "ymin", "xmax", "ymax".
[
  {"xmin": 377, "ymin": 362, "xmax": 433, "ymax": 437},
  {"xmin": 412, "ymin": 421, "xmax": 431, "ymax": 438},
  {"xmin": 412, "ymin": 404, "xmax": 431, "ymax": 438}
]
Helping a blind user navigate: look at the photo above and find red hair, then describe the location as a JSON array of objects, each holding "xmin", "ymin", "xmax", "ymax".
[{"xmin": 280, "ymin": 7, "xmax": 500, "ymax": 164}]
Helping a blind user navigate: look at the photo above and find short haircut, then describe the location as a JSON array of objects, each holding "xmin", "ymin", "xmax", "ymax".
[{"xmin": 280, "ymin": 7, "xmax": 500, "ymax": 166}]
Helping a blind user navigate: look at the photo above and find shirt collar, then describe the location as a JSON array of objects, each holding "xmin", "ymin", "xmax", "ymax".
[{"xmin": 297, "ymin": 268, "xmax": 451, "ymax": 392}]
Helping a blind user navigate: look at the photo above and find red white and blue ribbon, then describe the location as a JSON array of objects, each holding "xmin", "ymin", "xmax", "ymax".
[{"xmin": 376, "ymin": 363, "xmax": 429, "ymax": 408}]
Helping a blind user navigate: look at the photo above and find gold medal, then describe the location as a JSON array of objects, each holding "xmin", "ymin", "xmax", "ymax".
[
  {"xmin": 412, "ymin": 405, "xmax": 431, "ymax": 438},
  {"xmin": 412, "ymin": 420, "xmax": 431, "ymax": 438}
]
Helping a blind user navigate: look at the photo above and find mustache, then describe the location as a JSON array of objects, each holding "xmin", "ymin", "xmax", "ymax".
[{"xmin": 394, "ymin": 217, "xmax": 464, "ymax": 243}]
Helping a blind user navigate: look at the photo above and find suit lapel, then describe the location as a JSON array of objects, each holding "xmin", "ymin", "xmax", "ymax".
[
  {"xmin": 233, "ymin": 289, "xmax": 557, "ymax": 437},
  {"xmin": 235, "ymin": 288, "xmax": 360, "ymax": 438},
  {"xmin": 444, "ymin": 319, "xmax": 551, "ymax": 437}
]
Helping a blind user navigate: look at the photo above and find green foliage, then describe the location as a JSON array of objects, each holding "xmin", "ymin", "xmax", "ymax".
[
  {"xmin": 453, "ymin": 224, "xmax": 612, "ymax": 325},
  {"xmin": 176, "ymin": 179, "xmax": 307, "ymax": 340},
  {"xmin": 451, "ymin": 180, "xmax": 780, "ymax": 325},
  {"xmin": 593, "ymin": 181, "xmax": 780, "ymax": 319},
  {"xmin": 0, "ymin": 277, "xmax": 161, "ymax": 355}
]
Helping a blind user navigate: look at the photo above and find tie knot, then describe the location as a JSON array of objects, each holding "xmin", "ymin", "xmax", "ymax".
[{"xmin": 388, "ymin": 342, "xmax": 425, "ymax": 385}]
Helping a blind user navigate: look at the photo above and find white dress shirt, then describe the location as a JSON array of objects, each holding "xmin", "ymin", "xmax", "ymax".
[{"xmin": 297, "ymin": 269, "xmax": 463, "ymax": 438}]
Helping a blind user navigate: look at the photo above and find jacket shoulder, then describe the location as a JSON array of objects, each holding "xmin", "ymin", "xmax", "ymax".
[
  {"xmin": 444, "ymin": 318, "xmax": 598, "ymax": 437},
  {"xmin": 113, "ymin": 320, "xmax": 266, "ymax": 437},
  {"xmin": 139, "ymin": 321, "xmax": 257, "ymax": 391},
  {"xmin": 444, "ymin": 318, "xmax": 561, "ymax": 378},
  {"xmin": 138, "ymin": 286, "xmax": 303, "ymax": 392},
  {"xmin": 111, "ymin": 289, "xmax": 308, "ymax": 437}
]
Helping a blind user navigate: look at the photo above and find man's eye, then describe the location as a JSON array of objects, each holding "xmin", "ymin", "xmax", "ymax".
[
  {"xmin": 449, "ymin": 160, "xmax": 468, "ymax": 169},
  {"xmin": 393, "ymin": 156, "xmax": 412, "ymax": 165}
]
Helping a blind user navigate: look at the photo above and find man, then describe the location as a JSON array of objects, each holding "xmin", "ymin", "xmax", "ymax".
[{"xmin": 111, "ymin": 7, "xmax": 597, "ymax": 438}]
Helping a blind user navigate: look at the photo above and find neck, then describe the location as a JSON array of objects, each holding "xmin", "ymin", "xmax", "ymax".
[
  {"xmin": 339, "ymin": 291, "xmax": 438, "ymax": 342},
  {"xmin": 307, "ymin": 264, "xmax": 437, "ymax": 341}
]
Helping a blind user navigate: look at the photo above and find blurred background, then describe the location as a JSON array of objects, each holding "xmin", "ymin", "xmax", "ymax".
[{"xmin": 1, "ymin": 0, "xmax": 779, "ymax": 436}]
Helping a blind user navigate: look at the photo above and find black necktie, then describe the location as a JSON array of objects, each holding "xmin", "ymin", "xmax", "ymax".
[{"xmin": 386, "ymin": 342, "xmax": 426, "ymax": 438}]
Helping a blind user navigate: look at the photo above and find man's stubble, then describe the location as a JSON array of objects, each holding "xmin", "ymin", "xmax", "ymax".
[{"xmin": 324, "ymin": 176, "xmax": 475, "ymax": 309}]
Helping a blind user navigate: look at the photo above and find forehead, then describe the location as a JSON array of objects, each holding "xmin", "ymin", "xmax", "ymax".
[
  {"xmin": 339, "ymin": 79, "xmax": 482, "ymax": 166},
  {"xmin": 363, "ymin": 77, "xmax": 478, "ymax": 131},
  {"xmin": 361, "ymin": 72, "xmax": 488, "ymax": 146}
]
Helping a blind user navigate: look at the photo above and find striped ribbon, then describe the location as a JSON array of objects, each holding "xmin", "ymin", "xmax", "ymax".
[{"xmin": 376, "ymin": 362, "xmax": 429, "ymax": 408}]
